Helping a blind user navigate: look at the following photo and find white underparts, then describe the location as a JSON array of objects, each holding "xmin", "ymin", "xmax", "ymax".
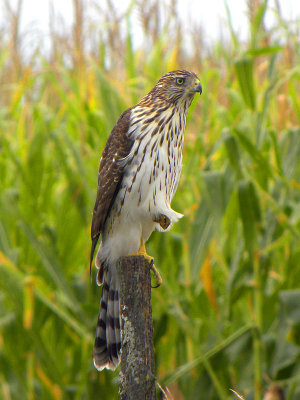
[{"xmin": 98, "ymin": 101, "xmax": 189, "ymax": 265}]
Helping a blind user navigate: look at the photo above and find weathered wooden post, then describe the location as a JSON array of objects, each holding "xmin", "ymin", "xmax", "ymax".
[{"xmin": 117, "ymin": 255, "xmax": 156, "ymax": 400}]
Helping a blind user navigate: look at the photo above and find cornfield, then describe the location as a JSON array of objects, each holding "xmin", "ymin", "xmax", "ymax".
[{"xmin": 0, "ymin": 0, "xmax": 299, "ymax": 399}]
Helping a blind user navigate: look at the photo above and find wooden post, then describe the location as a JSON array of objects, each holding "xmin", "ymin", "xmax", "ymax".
[{"xmin": 117, "ymin": 255, "xmax": 156, "ymax": 400}]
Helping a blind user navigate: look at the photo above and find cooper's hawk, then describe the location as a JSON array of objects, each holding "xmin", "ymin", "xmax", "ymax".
[{"xmin": 90, "ymin": 70, "xmax": 202, "ymax": 371}]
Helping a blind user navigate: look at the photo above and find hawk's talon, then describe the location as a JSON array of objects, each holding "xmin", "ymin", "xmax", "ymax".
[
  {"xmin": 154, "ymin": 214, "xmax": 171, "ymax": 230},
  {"xmin": 130, "ymin": 241, "xmax": 163, "ymax": 288},
  {"xmin": 150, "ymin": 262, "xmax": 163, "ymax": 288}
]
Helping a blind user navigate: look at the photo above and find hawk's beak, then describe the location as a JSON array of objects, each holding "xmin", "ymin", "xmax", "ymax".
[{"xmin": 193, "ymin": 81, "xmax": 202, "ymax": 94}]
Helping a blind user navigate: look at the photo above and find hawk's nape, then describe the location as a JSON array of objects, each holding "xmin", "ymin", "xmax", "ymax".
[{"xmin": 90, "ymin": 70, "xmax": 202, "ymax": 371}]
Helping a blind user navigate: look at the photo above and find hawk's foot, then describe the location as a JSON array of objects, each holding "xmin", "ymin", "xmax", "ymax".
[
  {"xmin": 149, "ymin": 259, "xmax": 163, "ymax": 288},
  {"xmin": 136, "ymin": 243, "xmax": 153, "ymax": 261},
  {"xmin": 135, "ymin": 243, "xmax": 162, "ymax": 288},
  {"xmin": 154, "ymin": 214, "xmax": 171, "ymax": 230}
]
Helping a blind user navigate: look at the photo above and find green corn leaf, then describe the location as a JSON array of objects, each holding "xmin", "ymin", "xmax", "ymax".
[
  {"xmin": 190, "ymin": 168, "xmax": 234, "ymax": 277},
  {"xmin": 250, "ymin": 0, "xmax": 268, "ymax": 47},
  {"xmin": 223, "ymin": 131, "xmax": 242, "ymax": 178},
  {"xmin": 27, "ymin": 128, "xmax": 45, "ymax": 199},
  {"xmin": 235, "ymin": 129, "xmax": 273, "ymax": 179},
  {"xmin": 246, "ymin": 46, "xmax": 283, "ymax": 57},
  {"xmin": 238, "ymin": 180, "xmax": 261, "ymax": 255},
  {"xmin": 235, "ymin": 57, "xmax": 256, "ymax": 110},
  {"xmin": 163, "ymin": 324, "xmax": 253, "ymax": 386},
  {"xmin": 18, "ymin": 219, "xmax": 82, "ymax": 315}
]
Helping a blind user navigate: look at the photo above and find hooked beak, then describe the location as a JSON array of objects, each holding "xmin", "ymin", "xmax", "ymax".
[{"xmin": 193, "ymin": 81, "xmax": 202, "ymax": 94}]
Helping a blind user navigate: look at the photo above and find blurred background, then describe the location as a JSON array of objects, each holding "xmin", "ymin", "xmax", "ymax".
[{"xmin": 0, "ymin": 0, "xmax": 300, "ymax": 399}]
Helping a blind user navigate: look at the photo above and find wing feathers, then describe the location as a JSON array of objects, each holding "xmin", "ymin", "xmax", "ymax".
[{"xmin": 90, "ymin": 108, "xmax": 133, "ymax": 268}]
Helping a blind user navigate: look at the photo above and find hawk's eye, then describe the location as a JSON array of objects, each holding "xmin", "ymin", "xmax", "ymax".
[{"xmin": 176, "ymin": 77, "xmax": 185, "ymax": 85}]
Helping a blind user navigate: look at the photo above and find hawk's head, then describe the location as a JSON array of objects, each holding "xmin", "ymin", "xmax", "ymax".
[{"xmin": 150, "ymin": 70, "xmax": 202, "ymax": 104}]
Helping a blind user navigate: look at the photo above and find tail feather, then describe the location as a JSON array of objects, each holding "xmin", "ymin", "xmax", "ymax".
[{"xmin": 93, "ymin": 263, "xmax": 121, "ymax": 371}]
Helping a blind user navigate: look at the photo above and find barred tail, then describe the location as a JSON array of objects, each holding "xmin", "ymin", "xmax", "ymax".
[{"xmin": 93, "ymin": 262, "xmax": 121, "ymax": 371}]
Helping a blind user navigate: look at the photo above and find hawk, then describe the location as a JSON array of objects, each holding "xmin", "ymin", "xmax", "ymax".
[{"xmin": 90, "ymin": 70, "xmax": 202, "ymax": 371}]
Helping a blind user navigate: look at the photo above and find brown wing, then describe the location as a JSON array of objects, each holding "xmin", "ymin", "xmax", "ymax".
[{"xmin": 90, "ymin": 108, "xmax": 133, "ymax": 268}]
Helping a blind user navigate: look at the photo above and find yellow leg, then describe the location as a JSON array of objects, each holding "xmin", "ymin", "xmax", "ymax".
[
  {"xmin": 132, "ymin": 241, "xmax": 163, "ymax": 288},
  {"xmin": 137, "ymin": 242, "xmax": 152, "ymax": 260}
]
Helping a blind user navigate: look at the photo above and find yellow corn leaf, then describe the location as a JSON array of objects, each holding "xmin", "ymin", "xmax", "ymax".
[
  {"xmin": 36, "ymin": 363, "xmax": 62, "ymax": 400},
  {"xmin": 200, "ymin": 251, "xmax": 219, "ymax": 313},
  {"xmin": 0, "ymin": 251, "xmax": 17, "ymax": 270},
  {"xmin": 291, "ymin": 179, "xmax": 300, "ymax": 190},
  {"xmin": 167, "ymin": 45, "xmax": 179, "ymax": 72},
  {"xmin": 10, "ymin": 67, "xmax": 32, "ymax": 113},
  {"xmin": 24, "ymin": 276, "xmax": 35, "ymax": 330},
  {"xmin": 87, "ymin": 70, "xmax": 97, "ymax": 109}
]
